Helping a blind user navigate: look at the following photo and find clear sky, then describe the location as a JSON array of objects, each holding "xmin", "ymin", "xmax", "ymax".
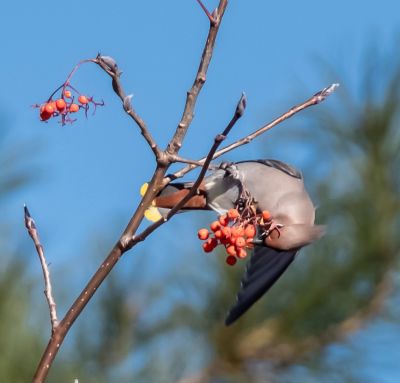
[
  {"xmin": 1, "ymin": 0, "xmax": 400, "ymax": 381},
  {"xmin": 2, "ymin": 0, "xmax": 399, "ymax": 259}
]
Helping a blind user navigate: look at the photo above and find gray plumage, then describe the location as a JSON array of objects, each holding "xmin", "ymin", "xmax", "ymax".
[{"xmin": 155, "ymin": 159, "xmax": 324, "ymax": 325}]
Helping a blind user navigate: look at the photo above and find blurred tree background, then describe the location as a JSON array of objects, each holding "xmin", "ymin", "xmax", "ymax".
[{"xmin": 1, "ymin": 45, "xmax": 400, "ymax": 383}]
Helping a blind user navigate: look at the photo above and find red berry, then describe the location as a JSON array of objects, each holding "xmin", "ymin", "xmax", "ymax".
[
  {"xmin": 44, "ymin": 103, "xmax": 55, "ymax": 114},
  {"xmin": 226, "ymin": 255, "xmax": 237, "ymax": 266},
  {"xmin": 198, "ymin": 228, "xmax": 209, "ymax": 240},
  {"xmin": 69, "ymin": 103, "xmax": 80, "ymax": 113},
  {"xmin": 214, "ymin": 230, "xmax": 223, "ymax": 239},
  {"xmin": 236, "ymin": 248, "xmax": 248, "ymax": 259},
  {"xmin": 219, "ymin": 214, "xmax": 229, "ymax": 226},
  {"xmin": 235, "ymin": 236, "xmax": 246, "ymax": 248},
  {"xmin": 244, "ymin": 224, "xmax": 256, "ymax": 238},
  {"xmin": 207, "ymin": 238, "xmax": 218, "ymax": 248},
  {"xmin": 220, "ymin": 237, "xmax": 230, "ymax": 245},
  {"xmin": 227, "ymin": 208, "xmax": 239, "ymax": 219},
  {"xmin": 229, "ymin": 235, "xmax": 237, "ymax": 245},
  {"xmin": 202, "ymin": 238, "xmax": 217, "ymax": 252},
  {"xmin": 262, "ymin": 210, "xmax": 271, "ymax": 221},
  {"xmin": 226, "ymin": 245, "xmax": 237, "ymax": 256},
  {"xmin": 210, "ymin": 221, "xmax": 221, "ymax": 232},
  {"xmin": 78, "ymin": 95, "xmax": 89, "ymax": 104},
  {"xmin": 232, "ymin": 226, "xmax": 244, "ymax": 237},
  {"xmin": 64, "ymin": 90, "xmax": 72, "ymax": 98},
  {"xmin": 202, "ymin": 242, "xmax": 213, "ymax": 253},
  {"xmin": 222, "ymin": 227, "xmax": 231, "ymax": 238},
  {"xmin": 40, "ymin": 107, "xmax": 52, "ymax": 121},
  {"xmin": 55, "ymin": 98, "xmax": 66, "ymax": 111}
]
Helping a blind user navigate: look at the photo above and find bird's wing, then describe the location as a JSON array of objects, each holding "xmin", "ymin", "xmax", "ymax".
[
  {"xmin": 225, "ymin": 246, "xmax": 297, "ymax": 326},
  {"xmin": 235, "ymin": 159, "xmax": 302, "ymax": 179}
]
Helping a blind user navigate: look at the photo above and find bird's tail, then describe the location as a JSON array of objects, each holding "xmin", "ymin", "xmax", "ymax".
[
  {"xmin": 141, "ymin": 182, "xmax": 209, "ymax": 222},
  {"xmin": 153, "ymin": 182, "xmax": 209, "ymax": 210}
]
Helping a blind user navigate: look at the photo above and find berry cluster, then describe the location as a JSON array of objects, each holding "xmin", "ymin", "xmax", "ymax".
[
  {"xmin": 197, "ymin": 208, "xmax": 272, "ymax": 266},
  {"xmin": 33, "ymin": 59, "xmax": 104, "ymax": 125},
  {"xmin": 35, "ymin": 86, "xmax": 104, "ymax": 125}
]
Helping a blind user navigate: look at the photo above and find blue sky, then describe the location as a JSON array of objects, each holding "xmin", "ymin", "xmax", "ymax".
[
  {"xmin": 2, "ymin": 0, "xmax": 399, "ymax": 260},
  {"xmin": 1, "ymin": 0, "xmax": 400, "ymax": 381}
]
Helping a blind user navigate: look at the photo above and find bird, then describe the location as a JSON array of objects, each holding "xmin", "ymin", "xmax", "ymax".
[{"xmin": 152, "ymin": 159, "xmax": 324, "ymax": 325}]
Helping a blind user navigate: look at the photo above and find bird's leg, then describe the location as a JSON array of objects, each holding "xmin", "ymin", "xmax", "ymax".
[
  {"xmin": 252, "ymin": 218, "xmax": 284, "ymax": 246},
  {"xmin": 265, "ymin": 222, "xmax": 284, "ymax": 238},
  {"xmin": 262, "ymin": 214, "xmax": 284, "ymax": 237}
]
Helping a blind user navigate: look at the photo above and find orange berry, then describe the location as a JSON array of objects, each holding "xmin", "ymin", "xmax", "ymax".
[
  {"xmin": 197, "ymin": 228, "xmax": 209, "ymax": 240},
  {"xmin": 229, "ymin": 235, "xmax": 237, "ymax": 245},
  {"xmin": 226, "ymin": 255, "xmax": 237, "ymax": 266},
  {"xmin": 69, "ymin": 103, "xmax": 80, "ymax": 113},
  {"xmin": 227, "ymin": 208, "xmax": 239, "ymax": 219},
  {"xmin": 214, "ymin": 230, "xmax": 223, "ymax": 239},
  {"xmin": 219, "ymin": 214, "xmax": 229, "ymax": 226},
  {"xmin": 237, "ymin": 248, "xmax": 248, "ymax": 259},
  {"xmin": 78, "ymin": 95, "xmax": 89, "ymax": 104},
  {"xmin": 55, "ymin": 98, "xmax": 67, "ymax": 111},
  {"xmin": 235, "ymin": 236, "xmax": 246, "ymax": 248},
  {"xmin": 230, "ymin": 227, "xmax": 239, "ymax": 238},
  {"xmin": 244, "ymin": 224, "xmax": 256, "ymax": 238},
  {"xmin": 210, "ymin": 221, "xmax": 221, "ymax": 232},
  {"xmin": 226, "ymin": 245, "xmax": 237, "ymax": 256},
  {"xmin": 44, "ymin": 103, "xmax": 55, "ymax": 114},
  {"xmin": 202, "ymin": 238, "xmax": 217, "ymax": 253},
  {"xmin": 262, "ymin": 210, "xmax": 271, "ymax": 221},
  {"xmin": 232, "ymin": 226, "xmax": 245, "ymax": 237},
  {"xmin": 222, "ymin": 227, "xmax": 231, "ymax": 238},
  {"xmin": 64, "ymin": 90, "xmax": 72, "ymax": 98}
]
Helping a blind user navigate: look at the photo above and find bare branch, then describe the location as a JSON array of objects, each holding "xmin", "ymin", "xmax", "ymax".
[
  {"xmin": 94, "ymin": 54, "xmax": 161, "ymax": 158},
  {"xmin": 131, "ymin": 92, "xmax": 246, "ymax": 245},
  {"xmin": 166, "ymin": 0, "xmax": 228, "ymax": 155},
  {"xmin": 196, "ymin": 0, "xmax": 217, "ymax": 24},
  {"xmin": 170, "ymin": 155, "xmax": 210, "ymax": 167},
  {"xmin": 24, "ymin": 205, "xmax": 58, "ymax": 331},
  {"xmin": 165, "ymin": 83, "xmax": 339, "ymax": 185}
]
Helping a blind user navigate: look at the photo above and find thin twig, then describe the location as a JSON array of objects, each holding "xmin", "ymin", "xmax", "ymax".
[
  {"xmin": 166, "ymin": 0, "xmax": 228, "ymax": 156},
  {"xmin": 164, "ymin": 83, "xmax": 339, "ymax": 186},
  {"xmin": 196, "ymin": 0, "xmax": 217, "ymax": 24},
  {"xmin": 170, "ymin": 155, "xmax": 210, "ymax": 167},
  {"xmin": 132, "ymin": 93, "xmax": 246, "ymax": 244},
  {"xmin": 94, "ymin": 55, "xmax": 161, "ymax": 158},
  {"xmin": 24, "ymin": 205, "xmax": 58, "ymax": 331}
]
